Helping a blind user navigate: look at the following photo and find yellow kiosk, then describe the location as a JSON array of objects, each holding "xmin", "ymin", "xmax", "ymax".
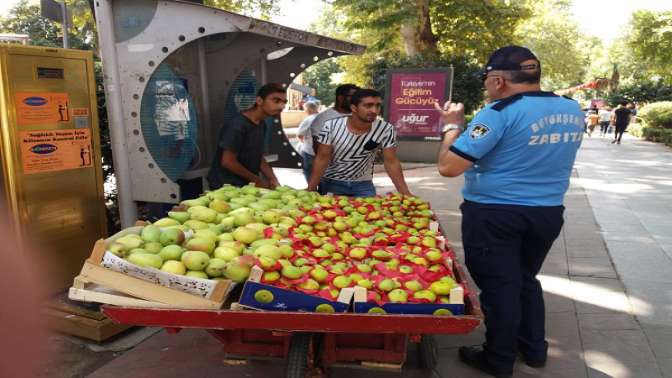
[{"xmin": 0, "ymin": 44, "xmax": 106, "ymax": 291}]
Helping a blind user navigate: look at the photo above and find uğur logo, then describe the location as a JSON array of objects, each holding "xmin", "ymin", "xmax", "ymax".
[
  {"xmin": 30, "ymin": 144, "xmax": 58, "ymax": 154},
  {"xmin": 23, "ymin": 97, "xmax": 48, "ymax": 106},
  {"xmin": 400, "ymin": 113, "xmax": 430, "ymax": 125}
]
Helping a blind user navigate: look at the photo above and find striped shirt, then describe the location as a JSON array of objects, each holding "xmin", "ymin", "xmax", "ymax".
[{"xmin": 317, "ymin": 116, "xmax": 397, "ymax": 181}]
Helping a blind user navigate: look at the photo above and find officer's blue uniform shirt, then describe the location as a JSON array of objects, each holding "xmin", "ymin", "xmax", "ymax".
[{"xmin": 450, "ymin": 91, "xmax": 584, "ymax": 206}]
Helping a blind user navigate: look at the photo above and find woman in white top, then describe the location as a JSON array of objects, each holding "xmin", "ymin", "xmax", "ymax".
[{"xmin": 296, "ymin": 101, "xmax": 320, "ymax": 180}]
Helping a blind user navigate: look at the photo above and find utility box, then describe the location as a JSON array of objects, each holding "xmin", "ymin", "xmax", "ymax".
[{"xmin": 0, "ymin": 45, "xmax": 106, "ymax": 291}]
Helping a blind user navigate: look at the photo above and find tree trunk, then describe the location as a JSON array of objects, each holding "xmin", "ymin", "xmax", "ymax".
[
  {"xmin": 400, "ymin": 0, "xmax": 438, "ymax": 57},
  {"xmin": 416, "ymin": 0, "xmax": 438, "ymax": 54}
]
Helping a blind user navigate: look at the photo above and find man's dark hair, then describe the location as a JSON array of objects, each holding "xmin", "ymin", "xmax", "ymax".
[
  {"xmin": 620, "ymin": 101, "xmax": 628, "ymax": 106},
  {"xmin": 350, "ymin": 89, "xmax": 381, "ymax": 106},
  {"xmin": 335, "ymin": 84, "xmax": 359, "ymax": 100},
  {"xmin": 504, "ymin": 66, "xmax": 541, "ymax": 84},
  {"xmin": 256, "ymin": 83, "xmax": 286, "ymax": 99}
]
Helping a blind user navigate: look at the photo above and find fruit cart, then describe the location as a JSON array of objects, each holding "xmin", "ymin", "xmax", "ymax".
[{"xmin": 101, "ymin": 258, "xmax": 482, "ymax": 377}]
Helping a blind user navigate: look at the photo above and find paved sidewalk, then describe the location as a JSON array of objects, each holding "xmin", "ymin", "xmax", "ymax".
[
  {"xmin": 574, "ymin": 133, "xmax": 672, "ymax": 378},
  {"xmin": 85, "ymin": 136, "xmax": 671, "ymax": 377}
]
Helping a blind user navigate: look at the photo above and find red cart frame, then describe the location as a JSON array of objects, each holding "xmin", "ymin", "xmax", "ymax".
[{"xmin": 102, "ymin": 256, "xmax": 481, "ymax": 377}]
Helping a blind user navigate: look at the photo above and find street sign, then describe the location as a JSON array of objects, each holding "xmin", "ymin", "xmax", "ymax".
[
  {"xmin": 384, "ymin": 68, "xmax": 453, "ymax": 141},
  {"xmin": 40, "ymin": 0, "xmax": 63, "ymax": 23}
]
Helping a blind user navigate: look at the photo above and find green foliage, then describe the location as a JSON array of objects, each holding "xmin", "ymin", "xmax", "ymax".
[
  {"xmin": 0, "ymin": 0, "xmax": 91, "ymax": 49},
  {"xmin": 638, "ymin": 102, "xmax": 672, "ymax": 129},
  {"xmin": 642, "ymin": 127, "xmax": 672, "ymax": 145},
  {"xmin": 204, "ymin": 0, "xmax": 281, "ymax": 19},
  {"xmin": 628, "ymin": 122, "xmax": 645, "ymax": 138},
  {"xmin": 302, "ymin": 59, "xmax": 342, "ymax": 106},
  {"xmin": 627, "ymin": 10, "xmax": 672, "ymax": 81},
  {"xmin": 605, "ymin": 81, "xmax": 672, "ymax": 106},
  {"xmin": 432, "ymin": 1, "xmax": 530, "ymax": 63},
  {"xmin": 515, "ymin": 0, "xmax": 586, "ymax": 90}
]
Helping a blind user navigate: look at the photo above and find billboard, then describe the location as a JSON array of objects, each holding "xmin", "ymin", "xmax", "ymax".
[{"xmin": 384, "ymin": 68, "xmax": 452, "ymax": 140}]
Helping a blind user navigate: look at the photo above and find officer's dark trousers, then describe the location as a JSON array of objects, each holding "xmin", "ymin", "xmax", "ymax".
[{"xmin": 461, "ymin": 200, "xmax": 564, "ymax": 373}]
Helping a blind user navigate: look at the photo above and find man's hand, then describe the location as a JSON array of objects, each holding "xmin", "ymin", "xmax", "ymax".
[
  {"xmin": 269, "ymin": 177, "xmax": 280, "ymax": 189},
  {"xmin": 434, "ymin": 101, "xmax": 466, "ymax": 126}
]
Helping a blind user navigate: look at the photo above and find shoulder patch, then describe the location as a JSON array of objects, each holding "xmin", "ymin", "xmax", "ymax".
[
  {"xmin": 491, "ymin": 94, "xmax": 523, "ymax": 111},
  {"xmin": 470, "ymin": 123, "xmax": 491, "ymax": 139}
]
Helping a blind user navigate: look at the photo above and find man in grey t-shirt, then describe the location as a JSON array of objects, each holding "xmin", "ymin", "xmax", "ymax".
[{"xmin": 309, "ymin": 84, "xmax": 359, "ymax": 155}]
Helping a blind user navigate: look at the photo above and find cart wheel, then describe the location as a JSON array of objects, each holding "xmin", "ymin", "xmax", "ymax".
[
  {"xmin": 417, "ymin": 335, "xmax": 438, "ymax": 370},
  {"xmin": 286, "ymin": 333, "xmax": 312, "ymax": 378}
]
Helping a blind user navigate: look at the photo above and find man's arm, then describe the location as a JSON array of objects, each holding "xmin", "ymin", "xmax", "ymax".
[
  {"xmin": 312, "ymin": 138, "xmax": 321, "ymax": 155},
  {"xmin": 220, "ymin": 150, "xmax": 269, "ymax": 188},
  {"xmin": 260, "ymin": 157, "xmax": 280, "ymax": 188},
  {"xmin": 307, "ymin": 143, "xmax": 333, "ymax": 191},
  {"xmin": 381, "ymin": 148, "xmax": 412, "ymax": 196},
  {"xmin": 437, "ymin": 130, "xmax": 473, "ymax": 177},
  {"xmin": 434, "ymin": 101, "xmax": 473, "ymax": 177}
]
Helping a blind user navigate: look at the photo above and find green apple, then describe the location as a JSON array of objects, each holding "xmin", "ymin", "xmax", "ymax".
[
  {"xmin": 141, "ymin": 225, "xmax": 162, "ymax": 243},
  {"xmin": 413, "ymin": 290, "xmax": 437, "ymax": 302},
  {"xmin": 281, "ymin": 265, "xmax": 303, "ymax": 280},
  {"xmin": 181, "ymin": 251, "xmax": 210, "ymax": 271},
  {"xmin": 161, "ymin": 260, "xmax": 186, "ymax": 275},
  {"xmin": 185, "ymin": 270, "xmax": 209, "ymax": 279},
  {"xmin": 168, "ymin": 211, "xmax": 190, "ymax": 223},
  {"xmin": 205, "ymin": 258, "xmax": 227, "ymax": 277},
  {"xmin": 388, "ymin": 289, "xmax": 408, "ymax": 303},
  {"xmin": 128, "ymin": 253, "xmax": 163, "ymax": 269},
  {"xmin": 332, "ymin": 275, "xmax": 352, "ymax": 289},
  {"xmin": 213, "ymin": 246, "xmax": 240, "ymax": 261},
  {"xmin": 159, "ymin": 245, "xmax": 184, "ymax": 261},
  {"xmin": 185, "ymin": 237, "xmax": 216, "ymax": 255}
]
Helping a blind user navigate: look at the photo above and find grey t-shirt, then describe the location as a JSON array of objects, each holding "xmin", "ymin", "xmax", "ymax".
[
  {"xmin": 308, "ymin": 108, "xmax": 348, "ymax": 154},
  {"xmin": 208, "ymin": 113, "xmax": 265, "ymax": 188}
]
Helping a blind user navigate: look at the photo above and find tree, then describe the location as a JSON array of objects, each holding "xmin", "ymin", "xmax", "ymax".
[
  {"xmin": 205, "ymin": 0, "xmax": 281, "ymax": 19},
  {"xmin": 432, "ymin": 1, "xmax": 530, "ymax": 63},
  {"xmin": 302, "ymin": 59, "xmax": 342, "ymax": 106},
  {"xmin": 0, "ymin": 0, "xmax": 91, "ymax": 49},
  {"xmin": 627, "ymin": 10, "xmax": 672, "ymax": 82},
  {"xmin": 514, "ymin": 0, "xmax": 587, "ymax": 90}
]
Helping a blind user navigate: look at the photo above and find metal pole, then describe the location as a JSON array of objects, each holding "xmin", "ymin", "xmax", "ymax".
[
  {"xmin": 197, "ymin": 39, "xmax": 213, "ymax": 169},
  {"xmin": 448, "ymin": 64, "xmax": 454, "ymax": 104},
  {"xmin": 60, "ymin": 1, "xmax": 69, "ymax": 48},
  {"xmin": 93, "ymin": 0, "xmax": 138, "ymax": 227}
]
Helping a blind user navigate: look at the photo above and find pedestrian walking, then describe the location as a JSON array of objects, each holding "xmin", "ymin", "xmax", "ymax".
[
  {"xmin": 611, "ymin": 101, "xmax": 632, "ymax": 145},
  {"xmin": 598, "ymin": 106, "xmax": 611, "ymax": 136},
  {"xmin": 434, "ymin": 46, "xmax": 584, "ymax": 378}
]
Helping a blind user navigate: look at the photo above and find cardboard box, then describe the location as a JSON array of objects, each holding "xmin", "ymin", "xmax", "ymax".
[{"xmin": 69, "ymin": 227, "xmax": 233, "ymax": 309}]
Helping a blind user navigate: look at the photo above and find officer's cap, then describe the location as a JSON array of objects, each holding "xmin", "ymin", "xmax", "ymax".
[{"xmin": 482, "ymin": 46, "xmax": 540, "ymax": 80}]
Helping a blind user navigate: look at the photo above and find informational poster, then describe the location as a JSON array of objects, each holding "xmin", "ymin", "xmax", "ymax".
[
  {"xmin": 385, "ymin": 69, "xmax": 452, "ymax": 140},
  {"xmin": 19, "ymin": 129, "xmax": 92, "ymax": 174},
  {"xmin": 15, "ymin": 92, "xmax": 71, "ymax": 125}
]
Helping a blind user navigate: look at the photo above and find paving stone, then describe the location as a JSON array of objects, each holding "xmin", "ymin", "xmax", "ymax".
[
  {"xmin": 608, "ymin": 243, "xmax": 672, "ymax": 283},
  {"xmin": 569, "ymin": 277, "xmax": 632, "ymax": 314},
  {"xmin": 642, "ymin": 325, "xmax": 672, "ymax": 360},
  {"xmin": 578, "ymin": 313, "xmax": 640, "ymax": 331},
  {"xmin": 566, "ymin": 247, "xmax": 609, "ymax": 259},
  {"xmin": 568, "ymin": 257, "xmax": 617, "ymax": 279},
  {"xmin": 581, "ymin": 328, "xmax": 657, "ymax": 364},
  {"xmin": 656, "ymin": 357, "xmax": 672, "ymax": 378}
]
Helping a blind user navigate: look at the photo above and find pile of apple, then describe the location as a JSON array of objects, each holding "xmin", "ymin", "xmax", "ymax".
[
  {"xmin": 106, "ymin": 184, "xmax": 461, "ymax": 307},
  {"xmin": 256, "ymin": 194, "xmax": 461, "ymax": 306},
  {"xmin": 107, "ymin": 184, "xmax": 317, "ymax": 282}
]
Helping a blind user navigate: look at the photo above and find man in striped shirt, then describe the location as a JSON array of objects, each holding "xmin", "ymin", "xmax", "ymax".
[{"xmin": 307, "ymin": 89, "xmax": 412, "ymax": 197}]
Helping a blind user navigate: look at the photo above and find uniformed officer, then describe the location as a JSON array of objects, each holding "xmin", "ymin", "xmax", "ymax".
[{"xmin": 435, "ymin": 46, "xmax": 584, "ymax": 377}]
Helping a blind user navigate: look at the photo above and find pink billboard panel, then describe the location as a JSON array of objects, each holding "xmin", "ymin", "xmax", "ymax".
[{"xmin": 386, "ymin": 70, "xmax": 449, "ymax": 139}]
